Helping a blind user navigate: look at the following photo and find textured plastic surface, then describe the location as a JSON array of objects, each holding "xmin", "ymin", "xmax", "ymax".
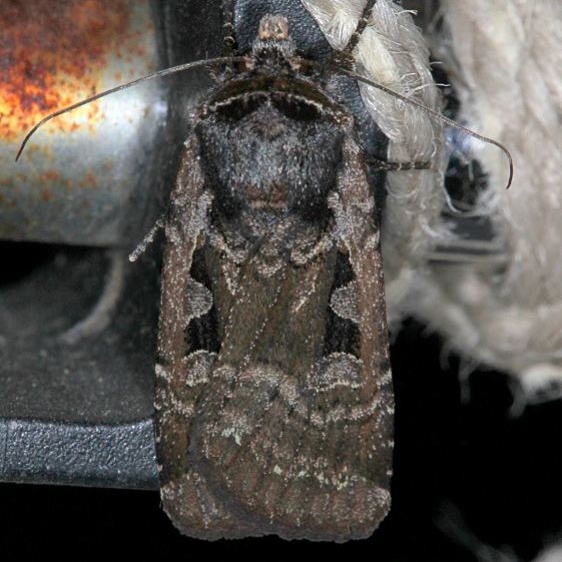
[
  {"xmin": 0, "ymin": 419, "xmax": 157, "ymax": 489},
  {"xmin": 0, "ymin": 244, "xmax": 161, "ymax": 488}
]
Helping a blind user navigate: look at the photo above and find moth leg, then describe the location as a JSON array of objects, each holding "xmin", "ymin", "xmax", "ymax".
[
  {"xmin": 341, "ymin": 0, "xmax": 378, "ymax": 57},
  {"xmin": 221, "ymin": 0, "xmax": 238, "ymax": 56},
  {"xmin": 128, "ymin": 214, "xmax": 165, "ymax": 262},
  {"xmin": 366, "ymin": 155, "xmax": 434, "ymax": 171},
  {"xmin": 327, "ymin": 0, "xmax": 378, "ymax": 69}
]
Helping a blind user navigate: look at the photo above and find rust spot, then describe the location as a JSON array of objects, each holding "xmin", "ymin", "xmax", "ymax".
[
  {"xmin": 40, "ymin": 187, "xmax": 54, "ymax": 201},
  {"xmin": 80, "ymin": 170, "xmax": 97, "ymax": 189},
  {"xmin": 0, "ymin": 1, "xmax": 151, "ymax": 142},
  {"xmin": 0, "ymin": 187, "xmax": 18, "ymax": 207},
  {"xmin": 40, "ymin": 170, "xmax": 60, "ymax": 182}
]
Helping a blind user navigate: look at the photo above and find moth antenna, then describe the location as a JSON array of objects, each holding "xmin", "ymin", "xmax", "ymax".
[
  {"xmin": 441, "ymin": 188, "xmax": 485, "ymax": 218},
  {"xmin": 338, "ymin": 68, "xmax": 514, "ymax": 190},
  {"xmin": 15, "ymin": 56, "xmax": 243, "ymax": 162}
]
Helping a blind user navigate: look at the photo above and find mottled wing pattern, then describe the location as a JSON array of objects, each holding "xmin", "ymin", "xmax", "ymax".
[
  {"xmin": 155, "ymin": 136, "xmax": 260, "ymax": 538},
  {"xmin": 156, "ymin": 133, "xmax": 393, "ymax": 541}
]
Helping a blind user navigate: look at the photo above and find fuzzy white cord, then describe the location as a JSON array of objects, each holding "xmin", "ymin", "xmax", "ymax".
[
  {"xmin": 413, "ymin": 0, "xmax": 562, "ymax": 401},
  {"xmin": 301, "ymin": 0, "xmax": 448, "ymax": 316}
]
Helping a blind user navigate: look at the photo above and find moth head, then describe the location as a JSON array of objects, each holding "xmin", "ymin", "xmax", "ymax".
[
  {"xmin": 258, "ymin": 14, "xmax": 289, "ymax": 41},
  {"xmin": 250, "ymin": 14, "xmax": 297, "ymax": 71}
]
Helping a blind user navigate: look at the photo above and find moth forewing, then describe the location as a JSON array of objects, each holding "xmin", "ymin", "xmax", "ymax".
[
  {"xmin": 154, "ymin": 136, "xmax": 209, "ymax": 485},
  {"xmin": 154, "ymin": 13, "xmax": 394, "ymax": 542}
]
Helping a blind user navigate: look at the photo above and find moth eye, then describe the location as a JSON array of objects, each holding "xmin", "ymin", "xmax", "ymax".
[{"xmin": 272, "ymin": 95, "xmax": 320, "ymax": 122}]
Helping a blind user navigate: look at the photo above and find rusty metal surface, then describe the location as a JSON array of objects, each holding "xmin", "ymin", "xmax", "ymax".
[
  {"xmin": 0, "ymin": 0, "xmax": 211, "ymax": 491},
  {"xmin": 0, "ymin": 0, "xmax": 162, "ymax": 246}
]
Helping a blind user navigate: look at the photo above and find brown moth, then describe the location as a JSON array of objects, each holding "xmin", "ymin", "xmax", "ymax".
[{"xmin": 154, "ymin": 7, "xmax": 394, "ymax": 541}]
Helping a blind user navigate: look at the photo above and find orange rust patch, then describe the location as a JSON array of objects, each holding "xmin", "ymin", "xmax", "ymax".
[
  {"xmin": 40, "ymin": 170, "xmax": 60, "ymax": 182},
  {"xmin": 80, "ymin": 170, "xmax": 97, "ymax": 189},
  {"xmin": 0, "ymin": 0, "xmax": 144, "ymax": 142},
  {"xmin": 40, "ymin": 187, "xmax": 54, "ymax": 201}
]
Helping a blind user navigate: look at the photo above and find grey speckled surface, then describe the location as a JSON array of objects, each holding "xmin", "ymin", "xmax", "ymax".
[
  {"xmin": 0, "ymin": 418, "xmax": 158, "ymax": 489},
  {"xmin": 0, "ymin": 244, "xmax": 161, "ymax": 488}
]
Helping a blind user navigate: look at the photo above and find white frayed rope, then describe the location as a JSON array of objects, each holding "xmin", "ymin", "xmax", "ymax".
[{"xmin": 302, "ymin": 0, "xmax": 562, "ymax": 400}]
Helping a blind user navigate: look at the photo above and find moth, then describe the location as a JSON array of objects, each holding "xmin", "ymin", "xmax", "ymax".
[
  {"xmin": 155, "ymin": 8, "xmax": 394, "ymax": 541},
  {"xmin": 15, "ymin": 0, "xmax": 512, "ymax": 544}
]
